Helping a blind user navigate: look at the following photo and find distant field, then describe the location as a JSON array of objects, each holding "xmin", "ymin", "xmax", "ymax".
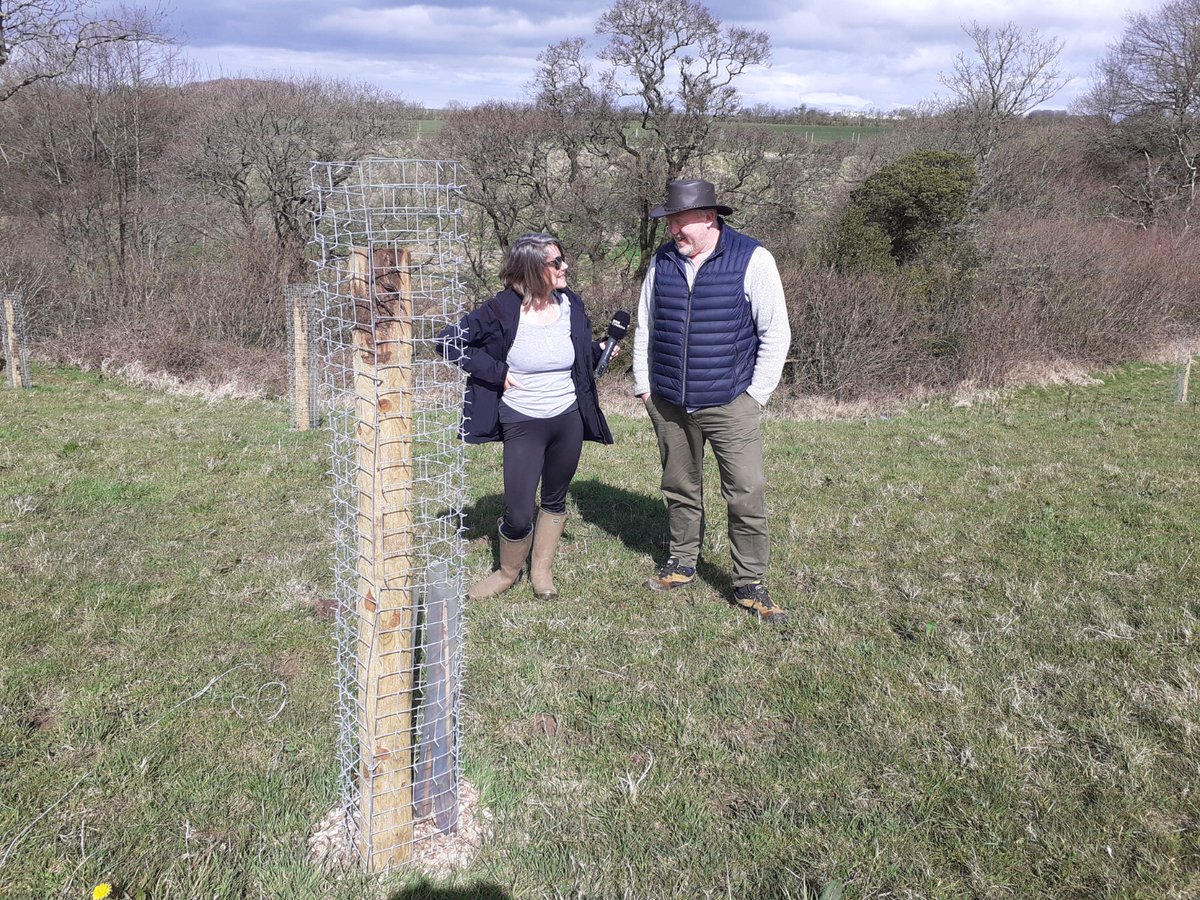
[
  {"xmin": 407, "ymin": 115, "xmax": 888, "ymax": 144},
  {"xmin": 2, "ymin": 363, "xmax": 1198, "ymax": 897},
  {"xmin": 414, "ymin": 118, "xmax": 444, "ymax": 137},
  {"xmin": 751, "ymin": 122, "xmax": 893, "ymax": 143}
]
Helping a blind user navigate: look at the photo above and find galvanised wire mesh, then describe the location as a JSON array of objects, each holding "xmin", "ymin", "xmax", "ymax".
[
  {"xmin": 1, "ymin": 292, "xmax": 32, "ymax": 389},
  {"xmin": 284, "ymin": 283, "xmax": 321, "ymax": 430},
  {"xmin": 309, "ymin": 159, "xmax": 468, "ymax": 869}
]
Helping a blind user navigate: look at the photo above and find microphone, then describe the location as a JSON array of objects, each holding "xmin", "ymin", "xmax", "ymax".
[{"xmin": 594, "ymin": 310, "xmax": 630, "ymax": 378}]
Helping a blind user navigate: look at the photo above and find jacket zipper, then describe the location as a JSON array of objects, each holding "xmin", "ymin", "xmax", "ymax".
[
  {"xmin": 682, "ymin": 275, "xmax": 693, "ymax": 407},
  {"xmin": 678, "ymin": 241, "xmax": 722, "ymax": 408}
]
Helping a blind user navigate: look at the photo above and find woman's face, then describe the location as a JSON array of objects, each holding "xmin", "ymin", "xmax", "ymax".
[{"xmin": 544, "ymin": 245, "xmax": 568, "ymax": 292}]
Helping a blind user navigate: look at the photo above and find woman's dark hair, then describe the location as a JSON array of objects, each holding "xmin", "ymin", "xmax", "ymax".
[{"xmin": 500, "ymin": 233, "xmax": 563, "ymax": 299}]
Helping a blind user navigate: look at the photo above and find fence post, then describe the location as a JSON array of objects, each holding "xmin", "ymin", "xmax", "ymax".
[
  {"xmin": 348, "ymin": 246, "xmax": 417, "ymax": 868},
  {"xmin": 1, "ymin": 292, "xmax": 32, "ymax": 389},
  {"xmin": 286, "ymin": 284, "xmax": 319, "ymax": 429}
]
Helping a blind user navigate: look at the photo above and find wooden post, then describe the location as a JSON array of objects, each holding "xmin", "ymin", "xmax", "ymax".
[
  {"xmin": 2, "ymin": 293, "xmax": 30, "ymax": 389},
  {"xmin": 1179, "ymin": 353, "xmax": 1194, "ymax": 403},
  {"xmin": 287, "ymin": 285, "xmax": 317, "ymax": 430},
  {"xmin": 348, "ymin": 246, "xmax": 417, "ymax": 868}
]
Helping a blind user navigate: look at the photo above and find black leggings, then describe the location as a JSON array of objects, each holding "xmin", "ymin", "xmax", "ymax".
[{"xmin": 498, "ymin": 407, "xmax": 584, "ymax": 539}]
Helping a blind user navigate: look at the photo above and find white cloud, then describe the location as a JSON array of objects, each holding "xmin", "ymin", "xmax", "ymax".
[
  {"xmin": 313, "ymin": 4, "xmax": 596, "ymax": 49},
  {"xmin": 182, "ymin": 44, "xmax": 534, "ymax": 105},
  {"xmin": 145, "ymin": 0, "xmax": 1173, "ymax": 110}
]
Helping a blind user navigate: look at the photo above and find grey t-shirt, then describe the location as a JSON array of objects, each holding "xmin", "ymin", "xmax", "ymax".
[{"xmin": 502, "ymin": 293, "xmax": 577, "ymax": 419}]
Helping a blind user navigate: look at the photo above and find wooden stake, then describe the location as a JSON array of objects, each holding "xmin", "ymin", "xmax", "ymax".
[
  {"xmin": 348, "ymin": 246, "xmax": 417, "ymax": 868},
  {"xmin": 290, "ymin": 286, "xmax": 315, "ymax": 430},
  {"xmin": 2, "ymin": 294, "xmax": 28, "ymax": 389}
]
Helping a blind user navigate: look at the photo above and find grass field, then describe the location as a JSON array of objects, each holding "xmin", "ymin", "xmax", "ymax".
[
  {"xmin": 2, "ymin": 363, "xmax": 1198, "ymax": 898},
  {"xmin": 405, "ymin": 115, "xmax": 888, "ymax": 145},
  {"xmin": 744, "ymin": 122, "xmax": 893, "ymax": 144}
]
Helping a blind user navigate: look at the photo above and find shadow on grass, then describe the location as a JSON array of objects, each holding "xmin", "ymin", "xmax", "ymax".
[
  {"xmin": 569, "ymin": 477, "xmax": 665, "ymax": 558},
  {"xmin": 466, "ymin": 479, "xmax": 735, "ymax": 597},
  {"xmin": 388, "ymin": 880, "xmax": 511, "ymax": 900},
  {"xmin": 463, "ymin": 494, "xmax": 505, "ymax": 541},
  {"xmin": 463, "ymin": 493, "xmax": 505, "ymax": 567},
  {"xmin": 571, "ymin": 480, "xmax": 739, "ymax": 600},
  {"xmin": 569, "ymin": 478, "xmax": 734, "ymax": 598}
]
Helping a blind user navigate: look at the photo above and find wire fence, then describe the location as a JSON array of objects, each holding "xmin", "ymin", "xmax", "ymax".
[
  {"xmin": 1, "ymin": 292, "xmax": 32, "ymax": 389},
  {"xmin": 309, "ymin": 159, "xmax": 469, "ymax": 870}
]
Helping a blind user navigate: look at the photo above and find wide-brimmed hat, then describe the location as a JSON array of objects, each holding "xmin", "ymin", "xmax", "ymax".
[{"xmin": 649, "ymin": 178, "xmax": 734, "ymax": 219}]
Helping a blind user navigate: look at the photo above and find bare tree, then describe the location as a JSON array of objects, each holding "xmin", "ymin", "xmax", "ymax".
[
  {"xmin": 433, "ymin": 101, "xmax": 560, "ymax": 285},
  {"xmin": 0, "ymin": 30, "xmax": 189, "ymax": 333},
  {"xmin": 0, "ymin": 0, "xmax": 162, "ymax": 102},
  {"xmin": 445, "ymin": 0, "xmax": 772, "ymax": 285},
  {"xmin": 598, "ymin": 0, "xmax": 769, "ymax": 177},
  {"xmin": 939, "ymin": 21, "xmax": 1066, "ymax": 185},
  {"xmin": 528, "ymin": 39, "xmax": 641, "ymax": 283},
  {"xmin": 596, "ymin": 0, "xmax": 770, "ymax": 269},
  {"xmin": 172, "ymin": 76, "xmax": 403, "ymax": 276},
  {"xmin": 1082, "ymin": 0, "xmax": 1200, "ymax": 229}
]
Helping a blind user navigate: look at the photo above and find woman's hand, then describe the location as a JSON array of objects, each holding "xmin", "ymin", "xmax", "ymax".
[
  {"xmin": 600, "ymin": 339, "xmax": 620, "ymax": 359},
  {"xmin": 504, "ymin": 372, "xmax": 524, "ymax": 391}
]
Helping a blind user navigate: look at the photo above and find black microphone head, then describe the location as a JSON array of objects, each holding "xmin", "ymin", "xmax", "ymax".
[{"xmin": 607, "ymin": 310, "xmax": 631, "ymax": 340}]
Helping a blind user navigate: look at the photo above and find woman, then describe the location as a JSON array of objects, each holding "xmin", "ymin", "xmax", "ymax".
[{"xmin": 437, "ymin": 234, "xmax": 615, "ymax": 600}]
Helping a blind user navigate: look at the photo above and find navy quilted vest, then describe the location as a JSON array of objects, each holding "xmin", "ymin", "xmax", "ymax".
[{"xmin": 649, "ymin": 223, "xmax": 759, "ymax": 408}]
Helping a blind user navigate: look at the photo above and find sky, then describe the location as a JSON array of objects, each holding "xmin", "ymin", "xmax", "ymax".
[{"xmin": 152, "ymin": 0, "xmax": 1166, "ymax": 112}]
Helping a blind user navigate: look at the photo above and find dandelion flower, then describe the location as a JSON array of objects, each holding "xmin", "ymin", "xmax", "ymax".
[{"xmin": 92, "ymin": 884, "xmax": 113, "ymax": 900}]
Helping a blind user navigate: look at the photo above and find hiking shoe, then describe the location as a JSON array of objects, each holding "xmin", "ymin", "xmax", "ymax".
[
  {"xmin": 647, "ymin": 556, "xmax": 696, "ymax": 591},
  {"xmin": 733, "ymin": 581, "xmax": 788, "ymax": 623}
]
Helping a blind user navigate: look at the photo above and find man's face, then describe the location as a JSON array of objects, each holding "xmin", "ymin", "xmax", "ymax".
[{"xmin": 666, "ymin": 208, "xmax": 718, "ymax": 258}]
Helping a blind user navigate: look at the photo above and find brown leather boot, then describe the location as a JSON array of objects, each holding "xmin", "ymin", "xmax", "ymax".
[
  {"xmin": 530, "ymin": 508, "xmax": 568, "ymax": 600},
  {"xmin": 468, "ymin": 519, "xmax": 532, "ymax": 599}
]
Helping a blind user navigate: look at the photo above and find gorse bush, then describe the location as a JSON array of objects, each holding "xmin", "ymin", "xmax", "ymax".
[{"xmin": 827, "ymin": 150, "xmax": 978, "ymax": 271}]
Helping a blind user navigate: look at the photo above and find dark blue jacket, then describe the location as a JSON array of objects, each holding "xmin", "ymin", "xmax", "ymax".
[
  {"xmin": 650, "ymin": 223, "xmax": 759, "ymax": 408},
  {"xmin": 436, "ymin": 287, "xmax": 614, "ymax": 445}
]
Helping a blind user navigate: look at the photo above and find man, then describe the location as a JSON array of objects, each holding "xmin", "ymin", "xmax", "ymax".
[{"xmin": 632, "ymin": 178, "xmax": 792, "ymax": 623}]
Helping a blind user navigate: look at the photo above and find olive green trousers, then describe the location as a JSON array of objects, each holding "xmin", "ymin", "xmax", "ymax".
[{"xmin": 645, "ymin": 391, "xmax": 769, "ymax": 587}]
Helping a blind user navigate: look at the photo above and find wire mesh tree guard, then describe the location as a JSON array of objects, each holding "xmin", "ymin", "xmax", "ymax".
[
  {"xmin": 309, "ymin": 159, "xmax": 469, "ymax": 870},
  {"xmin": 1, "ymin": 292, "xmax": 32, "ymax": 389},
  {"xmin": 285, "ymin": 283, "xmax": 321, "ymax": 430}
]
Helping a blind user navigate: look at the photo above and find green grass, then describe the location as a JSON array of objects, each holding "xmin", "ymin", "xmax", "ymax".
[
  {"xmin": 413, "ymin": 119, "xmax": 444, "ymax": 137},
  {"xmin": 2, "ymin": 363, "xmax": 1199, "ymax": 898}
]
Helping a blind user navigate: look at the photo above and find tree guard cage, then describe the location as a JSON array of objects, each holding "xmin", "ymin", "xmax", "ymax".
[
  {"xmin": 309, "ymin": 159, "xmax": 469, "ymax": 870},
  {"xmin": 1, "ymin": 292, "xmax": 31, "ymax": 389},
  {"xmin": 285, "ymin": 283, "xmax": 320, "ymax": 430}
]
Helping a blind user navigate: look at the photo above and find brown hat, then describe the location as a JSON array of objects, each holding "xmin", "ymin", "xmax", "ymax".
[{"xmin": 649, "ymin": 178, "xmax": 734, "ymax": 219}]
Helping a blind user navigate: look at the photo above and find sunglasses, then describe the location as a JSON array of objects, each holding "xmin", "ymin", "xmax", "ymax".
[{"xmin": 546, "ymin": 255, "xmax": 567, "ymax": 270}]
